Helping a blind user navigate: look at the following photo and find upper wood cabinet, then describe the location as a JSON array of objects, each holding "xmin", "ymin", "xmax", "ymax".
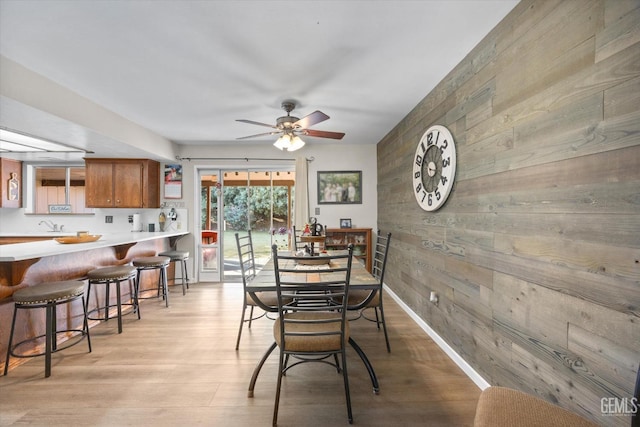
[{"xmin": 85, "ymin": 158, "xmax": 160, "ymax": 208}]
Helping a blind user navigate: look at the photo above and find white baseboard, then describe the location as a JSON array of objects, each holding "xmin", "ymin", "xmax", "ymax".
[{"xmin": 383, "ymin": 284, "xmax": 491, "ymax": 390}]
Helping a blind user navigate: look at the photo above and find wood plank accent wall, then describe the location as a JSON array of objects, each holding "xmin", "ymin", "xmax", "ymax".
[{"xmin": 377, "ymin": 1, "xmax": 639, "ymax": 425}]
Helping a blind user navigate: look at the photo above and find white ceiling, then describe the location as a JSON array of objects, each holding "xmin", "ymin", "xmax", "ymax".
[{"xmin": 0, "ymin": 0, "xmax": 518, "ymax": 160}]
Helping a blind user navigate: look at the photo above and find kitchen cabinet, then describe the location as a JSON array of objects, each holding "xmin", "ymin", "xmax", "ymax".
[
  {"xmin": 325, "ymin": 228, "xmax": 372, "ymax": 272},
  {"xmin": 85, "ymin": 159, "xmax": 160, "ymax": 208},
  {"xmin": 0, "ymin": 158, "xmax": 22, "ymax": 208}
]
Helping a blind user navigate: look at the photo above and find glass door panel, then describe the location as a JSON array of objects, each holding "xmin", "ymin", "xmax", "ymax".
[
  {"xmin": 269, "ymin": 170, "xmax": 295, "ymax": 255},
  {"xmin": 249, "ymin": 171, "xmax": 275, "ymax": 265},
  {"xmin": 198, "ymin": 170, "xmax": 220, "ymax": 282},
  {"xmin": 221, "ymin": 171, "xmax": 248, "ymax": 280}
]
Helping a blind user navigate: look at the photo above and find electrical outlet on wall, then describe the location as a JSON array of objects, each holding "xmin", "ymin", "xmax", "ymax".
[
  {"xmin": 105, "ymin": 215, "xmax": 113, "ymax": 223},
  {"xmin": 315, "ymin": 207, "xmax": 320, "ymax": 215},
  {"xmin": 429, "ymin": 291, "xmax": 439, "ymax": 305}
]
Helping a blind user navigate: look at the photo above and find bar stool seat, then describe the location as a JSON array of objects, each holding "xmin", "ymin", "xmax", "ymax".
[
  {"xmin": 158, "ymin": 250, "xmax": 190, "ymax": 295},
  {"xmin": 133, "ymin": 256, "xmax": 171, "ymax": 307},
  {"xmin": 86, "ymin": 265, "xmax": 138, "ymax": 334},
  {"xmin": 4, "ymin": 280, "xmax": 91, "ymax": 378}
]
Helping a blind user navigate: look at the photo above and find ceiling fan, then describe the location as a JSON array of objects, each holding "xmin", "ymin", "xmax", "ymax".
[{"xmin": 236, "ymin": 101, "xmax": 345, "ymax": 151}]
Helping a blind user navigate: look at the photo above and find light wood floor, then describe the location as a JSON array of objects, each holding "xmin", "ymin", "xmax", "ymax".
[{"xmin": 0, "ymin": 281, "xmax": 481, "ymax": 426}]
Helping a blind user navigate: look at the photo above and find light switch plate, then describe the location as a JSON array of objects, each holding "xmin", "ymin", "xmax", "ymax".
[{"xmin": 315, "ymin": 207, "xmax": 320, "ymax": 215}]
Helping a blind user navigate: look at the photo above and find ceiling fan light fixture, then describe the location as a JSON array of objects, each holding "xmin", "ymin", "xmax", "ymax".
[
  {"xmin": 289, "ymin": 135, "xmax": 305, "ymax": 151},
  {"xmin": 237, "ymin": 101, "xmax": 343, "ymax": 148},
  {"xmin": 273, "ymin": 132, "xmax": 304, "ymax": 151},
  {"xmin": 273, "ymin": 133, "xmax": 291, "ymax": 150}
]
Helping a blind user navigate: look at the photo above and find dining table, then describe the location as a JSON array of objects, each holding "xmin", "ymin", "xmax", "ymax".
[{"xmin": 245, "ymin": 251, "xmax": 381, "ymax": 395}]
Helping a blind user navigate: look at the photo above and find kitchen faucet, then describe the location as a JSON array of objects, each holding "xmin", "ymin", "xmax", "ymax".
[{"xmin": 39, "ymin": 220, "xmax": 63, "ymax": 232}]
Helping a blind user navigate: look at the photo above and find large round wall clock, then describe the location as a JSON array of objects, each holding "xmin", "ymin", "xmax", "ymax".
[{"xmin": 412, "ymin": 124, "xmax": 457, "ymax": 211}]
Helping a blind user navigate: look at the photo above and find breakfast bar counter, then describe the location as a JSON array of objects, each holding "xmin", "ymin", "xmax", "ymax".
[
  {"xmin": 0, "ymin": 231, "xmax": 189, "ymax": 295},
  {"xmin": 0, "ymin": 230, "xmax": 189, "ymax": 373},
  {"xmin": 0, "ymin": 231, "xmax": 188, "ymax": 263}
]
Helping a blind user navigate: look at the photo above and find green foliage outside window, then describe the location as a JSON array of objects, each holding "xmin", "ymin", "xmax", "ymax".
[{"xmin": 201, "ymin": 185, "xmax": 291, "ymax": 232}]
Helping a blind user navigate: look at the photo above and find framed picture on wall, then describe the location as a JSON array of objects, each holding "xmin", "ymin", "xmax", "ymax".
[
  {"xmin": 317, "ymin": 171, "xmax": 362, "ymax": 204},
  {"xmin": 164, "ymin": 164, "xmax": 183, "ymax": 199}
]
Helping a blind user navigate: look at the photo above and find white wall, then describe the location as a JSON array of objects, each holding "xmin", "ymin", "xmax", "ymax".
[
  {"xmin": 176, "ymin": 142, "xmax": 378, "ymax": 233},
  {"xmin": 0, "ymin": 205, "xmax": 187, "ymax": 235},
  {"xmin": 306, "ymin": 145, "xmax": 377, "ymax": 230}
]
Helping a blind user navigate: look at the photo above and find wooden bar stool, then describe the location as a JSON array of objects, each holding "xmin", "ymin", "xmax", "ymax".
[
  {"xmin": 134, "ymin": 256, "xmax": 171, "ymax": 307},
  {"xmin": 4, "ymin": 280, "xmax": 91, "ymax": 378},
  {"xmin": 158, "ymin": 250, "xmax": 190, "ymax": 295},
  {"xmin": 86, "ymin": 265, "xmax": 139, "ymax": 334}
]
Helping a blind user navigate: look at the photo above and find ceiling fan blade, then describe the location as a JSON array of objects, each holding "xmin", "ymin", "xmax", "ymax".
[
  {"xmin": 303, "ymin": 129, "xmax": 345, "ymax": 140},
  {"xmin": 294, "ymin": 110, "xmax": 329, "ymax": 129},
  {"xmin": 236, "ymin": 131, "xmax": 280, "ymax": 140},
  {"xmin": 236, "ymin": 119, "xmax": 277, "ymax": 129}
]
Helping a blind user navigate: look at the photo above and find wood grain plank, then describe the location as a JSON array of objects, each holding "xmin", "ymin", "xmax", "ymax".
[
  {"xmin": 493, "ymin": 0, "xmax": 602, "ymax": 113},
  {"xmin": 466, "ymin": 37, "xmax": 640, "ymax": 149},
  {"xmin": 568, "ymin": 323, "xmax": 638, "ymax": 396},
  {"xmin": 604, "ymin": 75, "xmax": 640, "ymax": 119},
  {"xmin": 507, "ymin": 341, "xmax": 627, "ymax": 426},
  {"xmin": 495, "ymin": 313, "xmax": 626, "ymax": 399},
  {"xmin": 494, "ymin": 233, "xmax": 640, "ymax": 282},
  {"xmin": 453, "ymin": 180, "xmax": 640, "ymax": 215},
  {"xmin": 466, "ymin": 237, "xmax": 640, "ymax": 316},
  {"xmin": 455, "ymin": 144, "xmax": 640, "ymax": 198},
  {"xmin": 492, "ymin": 271, "xmax": 639, "ymax": 351},
  {"xmin": 447, "ymin": 79, "xmax": 496, "ymax": 125},
  {"xmin": 596, "ymin": 3, "xmax": 640, "ymax": 63}
]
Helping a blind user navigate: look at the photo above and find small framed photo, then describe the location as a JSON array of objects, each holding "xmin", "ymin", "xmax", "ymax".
[
  {"xmin": 318, "ymin": 171, "xmax": 362, "ymax": 204},
  {"xmin": 164, "ymin": 164, "xmax": 183, "ymax": 199},
  {"xmin": 340, "ymin": 218, "xmax": 352, "ymax": 229}
]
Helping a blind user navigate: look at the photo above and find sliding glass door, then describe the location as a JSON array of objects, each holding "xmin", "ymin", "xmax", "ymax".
[
  {"xmin": 197, "ymin": 167, "xmax": 295, "ymax": 282},
  {"xmin": 222, "ymin": 170, "xmax": 295, "ymax": 280}
]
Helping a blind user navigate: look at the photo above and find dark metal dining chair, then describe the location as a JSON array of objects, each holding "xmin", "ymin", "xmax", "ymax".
[
  {"xmin": 347, "ymin": 231, "xmax": 392, "ymax": 352},
  {"xmin": 234, "ymin": 231, "xmax": 279, "ymax": 350},
  {"xmin": 293, "ymin": 225, "xmax": 326, "ymax": 253},
  {"xmin": 292, "ymin": 225, "xmax": 304, "ymax": 251},
  {"xmin": 249, "ymin": 244, "xmax": 357, "ymax": 425}
]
